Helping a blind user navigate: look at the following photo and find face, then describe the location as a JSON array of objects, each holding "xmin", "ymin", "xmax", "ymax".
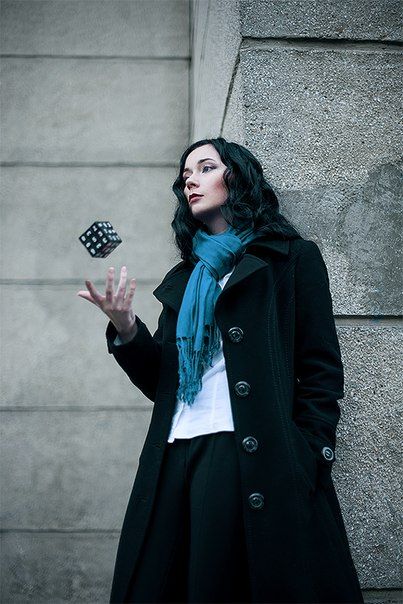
[{"xmin": 182, "ymin": 144, "xmax": 230, "ymax": 234}]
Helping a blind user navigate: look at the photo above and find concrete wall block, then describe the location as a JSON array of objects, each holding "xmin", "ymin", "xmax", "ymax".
[
  {"xmin": 1, "ymin": 531, "xmax": 117, "ymax": 603},
  {"xmin": 191, "ymin": 0, "xmax": 241, "ymax": 139},
  {"xmin": 0, "ymin": 1, "xmax": 188, "ymax": 602},
  {"xmin": 1, "ymin": 283, "xmax": 165, "ymax": 407},
  {"xmin": 1, "ymin": 409, "xmax": 152, "ymax": 529},
  {"xmin": 1, "ymin": 58, "xmax": 188, "ymax": 163},
  {"xmin": 222, "ymin": 66, "xmax": 246, "ymax": 142},
  {"xmin": 1, "ymin": 0, "xmax": 189, "ymax": 57},
  {"xmin": 235, "ymin": 45, "xmax": 402, "ymax": 317},
  {"xmin": 240, "ymin": 47, "xmax": 401, "ymax": 190},
  {"xmin": 240, "ymin": 0, "xmax": 402, "ymax": 41},
  {"xmin": 279, "ymin": 160, "xmax": 402, "ymax": 315},
  {"xmin": 335, "ymin": 326, "xmax": 402, "ymax": 588},
  {"xmin": 362, "ymin": 590, "xmax": 403, "ymax": 604},
  {"xmin": 0, "ymin": 166, "xmax": 181, "ymax": 280}
]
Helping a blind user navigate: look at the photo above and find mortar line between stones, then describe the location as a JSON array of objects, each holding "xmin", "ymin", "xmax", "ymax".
[
  {"xmin": 0, "ymin": 54, "xmax": 190, "ymax": 60},
  {"xmin": 0, "ymin": 406, "xmax": 152, "ymax": 412},
  {"xmin": 0, "ymin": 162, "xmax": 179, "ymax": 168},
  {"xmin": 241, "ymin": 36, "xmax": 403, "ymax": 51}
]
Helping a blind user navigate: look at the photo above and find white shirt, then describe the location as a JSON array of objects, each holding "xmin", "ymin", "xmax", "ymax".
[
  {"xmin": 167, "ymin": 268, "xmax": 235, "ymax": 442},
  {"xmin": 114, "ymin": 268, "xmax": 236, "ymax": 443}
]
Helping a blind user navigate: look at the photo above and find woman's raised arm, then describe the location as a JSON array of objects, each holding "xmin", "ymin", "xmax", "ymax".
[{"xmin": 77, "ymin": 266, "xmax": 165, "ymax": 402}]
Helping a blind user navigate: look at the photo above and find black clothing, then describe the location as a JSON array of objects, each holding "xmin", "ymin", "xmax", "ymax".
[
  {"xmin": 106, "ymin": 235, "xmax": 364, "ymax": 603},
  {"xmin": 125, "ymin": 431, "xmax": 251, "ymax": 603}
]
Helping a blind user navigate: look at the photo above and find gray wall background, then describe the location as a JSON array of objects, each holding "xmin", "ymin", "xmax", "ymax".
[
  {"xmin": 1, "ymin": 0, "xmax": 402, "ymax": 602},
  {"xmin": 1, "ymin": 0, "xmax": 189, "ymax": 601}
]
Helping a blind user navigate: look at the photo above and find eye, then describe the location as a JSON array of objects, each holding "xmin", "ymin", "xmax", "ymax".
[{"xmin": 182, "ymin": 165, "xmax": 215, "ymax": 183}]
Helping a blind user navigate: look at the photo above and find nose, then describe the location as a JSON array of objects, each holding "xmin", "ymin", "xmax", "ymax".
[{"xmin": 185, "ymin": 173, "xmax": 200, "ymax": 189}]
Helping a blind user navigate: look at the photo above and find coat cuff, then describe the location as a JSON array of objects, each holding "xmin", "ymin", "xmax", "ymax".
[{"xmin": 105, "ymin": 316, "xmax": 147, "ymax": 354}]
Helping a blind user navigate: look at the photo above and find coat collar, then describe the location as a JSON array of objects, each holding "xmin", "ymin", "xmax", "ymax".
[{"xmin": 152, "ymin": 236, "xmax": 291, "ymax": 314}]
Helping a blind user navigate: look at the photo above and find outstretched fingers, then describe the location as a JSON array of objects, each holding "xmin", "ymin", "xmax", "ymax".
[
  {"xmin": 124, "ymin": 278, "xmax": 136, "ymax": 309},
  {"xmin": 105, "ymin": 267, "xmax": 115, "ymax": 304},
  {"xmin": 116, "ymin": 266, "xmax": 128, "ymax": 306},
  {"xmin": 77, "ymin": 268, "xmax": 136, "ymax": 323}
]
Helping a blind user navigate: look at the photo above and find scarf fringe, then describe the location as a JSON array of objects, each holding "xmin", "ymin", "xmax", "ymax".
[{"xmin": 176, "ymin": 322, "xmax": 221, "ymax": 406}]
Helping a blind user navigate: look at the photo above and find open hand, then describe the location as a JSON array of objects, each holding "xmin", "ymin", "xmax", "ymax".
[{"xmin": 77, "ymin": 266, "xmax": 137, "ymax": 336}]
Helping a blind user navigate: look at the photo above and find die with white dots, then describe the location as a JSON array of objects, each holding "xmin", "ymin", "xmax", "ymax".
[{"xmin": 78, "ymin": 221, "xmax": 122, "ymax": 258}]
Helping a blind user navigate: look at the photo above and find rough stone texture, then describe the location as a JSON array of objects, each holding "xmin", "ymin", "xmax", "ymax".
[
  {"xmin": 236, "ymin": 44, "xmax": 402, "ymax": 318},
  {"xmin": 335, "ymin": 327, "xmax": 402, "ymax": 589},
  {"xmin": 1, "ymin": 0, "xmax": 189, "ymax": 57},
  {"xmin": 240, "ymin": 45, "xmax": 401, "ymax": 189},
  {"xmin": 1, "ymin": 410, "xmax": 151, "ymax": 529},
  {"xmin": 240, "ymin": 0, "xmax": 402, "ymax": 41},
  {"xmin": 0, "ymin": 167, "xmax": 181, "ymax": 280},
  {"xmin": 0, "ymin": 532, "xmax": 117, "ymax": 603},
  {"xmin": 363, "ymin": 591, "xmax": 403, "ymax": 604},
  {"xmin": 1, "ymin": 57, "xmax": 188, "ymax": 163},
  {"xmin": 1, "ymin": 283, "xmax": 164, "ymax": 407},
  {"xmin": 222, "ymin": 61, "xmax": 246, "ymax": 145},
  {"xmin": 280, "ymin": 161, "xmax": 402, "ymax": 315}
]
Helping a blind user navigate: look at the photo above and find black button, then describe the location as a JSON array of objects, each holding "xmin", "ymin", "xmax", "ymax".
[
  {"xmin": 228, "ymin": 326, "xmax": 244, "ymax": 343},
  {"xmin": 321, "ymin": 446, "xmax": 335, "ymax": 462},
  {"xmin": 234, "ymin": 381, "xmax": 251, "ymax": 397},
  {"xmin": 248, "ymin": 492, "xmax": 264, "ymax": 510},
  {"xmin": 242, "ymin": 436, "xmax": 258, "ymax": 453}
]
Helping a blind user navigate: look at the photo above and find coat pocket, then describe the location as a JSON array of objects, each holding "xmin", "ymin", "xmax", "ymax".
[{"xmin": 289, "ymin": 421, "xmax": 318, "ymax": 492}]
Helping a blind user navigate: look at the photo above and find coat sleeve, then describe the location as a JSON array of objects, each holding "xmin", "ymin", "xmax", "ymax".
[
  {"xmin": 293, "ymin": 240, "xmax": 344, "ymax": 479},
  {"xmin": 105, "ymin": 305, "xmax": 167, "ymax": 403}
]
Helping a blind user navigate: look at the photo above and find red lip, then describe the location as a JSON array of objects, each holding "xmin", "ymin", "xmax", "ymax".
[{"xmin": 189, "ymin": 194, "xmax": 203, "ymax": 203}]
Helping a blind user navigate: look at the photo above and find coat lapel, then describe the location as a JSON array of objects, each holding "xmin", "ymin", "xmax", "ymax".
[{"xmin": 152, "ymin": 237, "xmax": 290, "ymax": 314}]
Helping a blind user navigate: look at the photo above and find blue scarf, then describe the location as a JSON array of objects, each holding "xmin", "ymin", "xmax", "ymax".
[{"xmin": 176, "ymin": 223, "xmax": 263, "ymax": 406}]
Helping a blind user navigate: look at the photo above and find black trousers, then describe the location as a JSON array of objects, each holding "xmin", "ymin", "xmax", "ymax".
[{"xmin": 125, "ymin": 430, "xmax": 252, "ymax": 603}]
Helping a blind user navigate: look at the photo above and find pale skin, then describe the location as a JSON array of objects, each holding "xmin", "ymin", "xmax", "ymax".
[
  {"xmin": 77, "ymin": 144, "xmax": 230, "ymax": 339},
  {"xmin": 183, "ymin": 143, "xmax": 230, "ymax": 235},
  {"xmin": 76, "ymin": 266, "xmax": 139, "ymax": 342}
]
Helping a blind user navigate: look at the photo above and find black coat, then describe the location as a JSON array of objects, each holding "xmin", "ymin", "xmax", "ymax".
[{"xmin": 105, "ymin": 235, "xmax": 364, "ymax": 603}]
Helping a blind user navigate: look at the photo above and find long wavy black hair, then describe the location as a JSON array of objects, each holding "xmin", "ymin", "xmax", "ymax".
[{"xmin": 171, "ymin": 137, "xmax": 303, "ymax": 262}]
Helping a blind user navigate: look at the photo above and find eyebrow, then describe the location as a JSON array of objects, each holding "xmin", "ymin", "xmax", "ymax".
[{"xmin": 182, "ymin": 158, "xmax": 216, "ymax": 175}]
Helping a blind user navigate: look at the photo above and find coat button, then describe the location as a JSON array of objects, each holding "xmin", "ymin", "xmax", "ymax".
[
  {"xmin": 242, "ymin": 436, "xmax": 258, "ymax": 453},
  {"xmin": 234, "ymin": 381, "xmax": 251, "ymax": 397},
  {"xmin": 321, "ymin": 446, "xmax": 335, "ymax": 462},
  {"xmin": 228, "ymin": 326, "xmax": 244, "ymax": 343},
  {"xmin": 248, "ymin": 492, "xmax": 264, "ymax": 510}
]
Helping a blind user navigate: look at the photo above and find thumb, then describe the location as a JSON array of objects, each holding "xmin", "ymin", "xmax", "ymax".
[{"xmin": 76, "ymin": 291, "xmax": 98, "ymax": 306}]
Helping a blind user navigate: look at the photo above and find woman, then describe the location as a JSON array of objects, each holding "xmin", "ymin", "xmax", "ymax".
[{"xmin": 77, "ymin": 137, "xmax": 364, "ymax": 603}]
